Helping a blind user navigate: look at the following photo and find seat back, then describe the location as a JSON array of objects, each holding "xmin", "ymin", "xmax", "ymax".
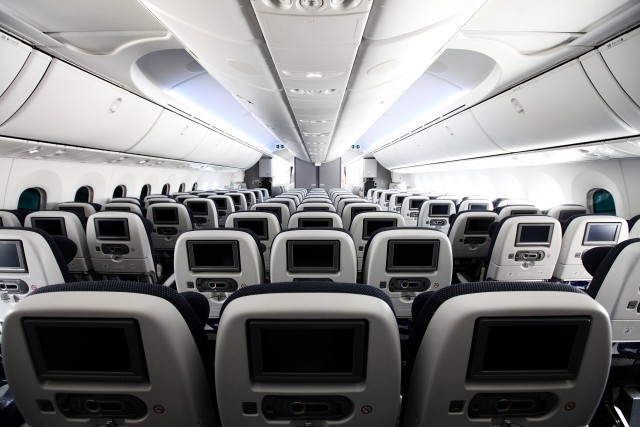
[
  {"xmin": 377, "ymin": 190, "xmax": 399, "ymax": 209},
  {"xmin": 252, "ymin": 202, "xmax": 290, "ymax": 230},
  {"xmin": 447, "ymin": 211, "xmax": 498, "ymax": 259},
  {"xmin": 0, "ymin": 210, "xmax": 22, "ymax": 227},
  {"xmin": 57, "ymin": 202, "xmax": 96, "ymax": 218},
  {"xmin": 484, "ymin": 215, "xmax": 562, "ymax": 281},
  {"xmin": 239, "ymin": 190, "xmax": 257, "ymax": 208},
  {"xmin": 341, "ymin": 202, "xmax": 381, "ymax": 231},
  {"xmin": 403, "ymin": 282, "xmax": 611, "ymax": 427},
  {"xmin": 301, "ymin": 197, "xmax": 332, "ymax": 205},
  {"xmin": 270, "ymin": 229, "xmax": 357, "ymax": 282},
  {"xmin": 266, "ymin": 197, "xmax": 295, "ymax": 215},
  {"xmin": 388, "ymin": 193, "xmax": 409, "ymax": 212},
  {"xmin": 2, "ymin": 282, "xmax": 220, "ymax": 427},
  {"xmin": 225, "ymin": 211, "xmax": 280, "ymax": 272},
  {"xmin": 400, "ymin": 196, "xmax": 429, "ymax": 227},
  {"xmin": 554, "ymin": 214, "xmax": 628, "ymax": 281},
  {"xmin": 362, "ymin": 228, "xmax": 453, "ymax": 318},
  {"xmin": 297, "ymin": 202, "xmax": 336, "ymax": 213},
  {"xmin": 417, "ymin": 200, "xmax": 456, "ymax": 234},
  {"xmin": 288, "ymin": 211, "xmax": 343, "ymax": 229},
  {"xmin": 336, "ymin": 197, "xmax": 366, "ymax": 216},
  {"xmin": 546, "ymin": 204, "xmax": 588, "ymax": 223},
  {"xmin": 215, "ymin": 282, "xmax": 401, "ymax": 427},
  {"xmin": 583, "ymin": 238, "xmax": 640, "ymax": 341},
  {"xmin": 146, "ymin": 203, "xmax": 193, "ymax": 250},
  {"xmin": 175, "ymin": 194, "xmax": 199, "ymax": 204},
  {"xmin": 102, "ymin": 202, "xmax": 144, "ymax": 216},
  {"xmin": 86, "ymin": 212, "xmax": 156, "ymax": 282},
  {"xmin": 227, "ymin": 192, "xmax": 248, "ymax": 212},
  {"xmin": 110, "ymin": 197, "xmax": 141, "ymax": 205},
  {"xmin": 207, "ymin": 195, "xmax": 235, "ymax": 225},
  {"xmin": 0, "ymin": 227, "xmax": 73, "ymax": 322},
  {"xmin": 144, "ymin": 197, "xmax": 174, "ymax": 210},
  {"xmin": 495, "ymin": 204, "xmax": 542, "ymax": 221},
  {"xmin": 628, "ymin": 214, "xmax": 640, "ymax": 238},
  {"xmin": 457, "ymin": 198, "xmax": 494, "ymax": 212},
  {"xmin": 25, "ymin": 211, "xmax": 92, "ymax": 274},
  {"xmin": 174, "ymin": 230, "xmax": 264, "ymax": 318},
  {"xmin": 184, "ymin": 199, "xmax": 218, "ymax": 229},
  {"xmin": 495, "ymin": 198, "xmax": 532, "ymax": 208},
  {"xmin": 349, "ymin": 211, "xmax": 405, "ymax": 272}
]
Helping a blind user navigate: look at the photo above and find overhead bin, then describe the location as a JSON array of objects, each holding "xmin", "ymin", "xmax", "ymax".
[
  {"xmin": 0, "ymin": 37, "xmax": 50, "ymax": 126},
  {"xmin": 374, "ymin": 130, "xmax": 451, "ymax": 170},
  {"xmin": 126, "ymin": 109, "xmax": 207, "ymax": 158},
  {"xmin": 184, "ymin": 131, "xmax": 262, "ymax": 169},
  {"xmin": 426, "ymin": 111, "xmax": 505, "ymax": 159},
  {"xmin": 472, "ymin": 59, "xmax": 636, "ymax": 152},
  {"xmin": 0, "ymin": 59, "xmax": 162, "ymax": 151},
  {"xmin": 597, "ymin": 27, "xmax": 640, "ymax": 112}
]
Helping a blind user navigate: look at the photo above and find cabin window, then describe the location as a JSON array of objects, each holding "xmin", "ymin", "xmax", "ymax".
[
  {"xmin": 74, "ymin": 186, "xmax": 93, "ymax": 203},
  {"xmin": 192, "ymin": 182, "xmax": 198, "ymax": 191},
  {"xmin": 162, "ymin": 183, "xmax": 170, "ymax": 195},
  {"xmin": 179, "ymin": 183, "xmax": 185, "ymax": 192},
  {"xmin": 112, "ymin": 185, "xmax": 126, "ymax": 198},
  {"xmin": 589, "ymin": 188, "xmax": 616, "ymax": 215},
  {"xmin": 18, "ymin": 187, "xmax": 46, "ymax": 211},
  {"xmin": 140, "ymin": 184, "xmax": 151, "ymax": 200}
]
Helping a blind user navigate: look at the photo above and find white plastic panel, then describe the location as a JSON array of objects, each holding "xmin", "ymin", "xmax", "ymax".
[
  {"xmin": 374, "ymin": 131, "xmax": 450, "ymax": 169},
  {"xmin": 184, "ymin": 132, "xmax": 261, "ymax": 169},
  {"xmin": 127, "ymin": 109, "xmax": 207, "ymax": 158},
  {"xmin": 599, "ymin": 27, "xmax": 640, "ymax": 109},
  {"xmin": 0, "ymin": 50, "xmax": 50, "ymax": 126},
  {"xmin": 426, "ymin": 111, "xmax": 505, "ymax": 159},
  {"xmin": 473, "ymin": 60, "xmax": 636, "ymax": 151},
  {"xmin": 0, "ymin": 59, "xmax": 162, "ymax": 151},
  {"xmin": 0, "ymin": 33, "xmax": 31, "ymax": 97},
  {"xmin": 581, "ymin": 50, "xmax": 640, "ymax": 131}
]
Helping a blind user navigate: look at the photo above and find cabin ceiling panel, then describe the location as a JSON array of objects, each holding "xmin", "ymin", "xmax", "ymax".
[
  {"xmin": 363, "ymin": 0, "xmax": 485, "ymax": 41},
  {"xmin": 0, "ymin": 33, "xmax": 31, "ymax": 96},
  {"xmin": 126, "ymin": 109, "xmax": 208, "ymax": 158},
  {"xmin": 0, "ymin": 59, "xmax": 162, "ymax": 152},
  {"xmin": 472, "ymin": 60, "xmax": 636, "ymax": 152}
]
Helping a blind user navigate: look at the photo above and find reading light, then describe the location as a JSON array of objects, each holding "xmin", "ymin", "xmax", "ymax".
[
  {"xmin": 139, "ymin": 160, "xmax": 147, "ymax": 164},
  {"xmin": 28, "ymin": 148, "xmax": 40, "ymax": 154},
  {"xmin": 305, "ymin": 72, "xmax": 324, "ymax": 79}
]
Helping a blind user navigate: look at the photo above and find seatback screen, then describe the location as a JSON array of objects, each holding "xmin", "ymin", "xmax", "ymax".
[
  {"xmin": 95, "ymin": 218, "xmax": 130, "ymax": 241},
  {"xmin": 298, "ymin": 218, "xmax": 333, "ymax": 228},
  {"xmin": 386, "ymin": 240, "xmax": 439, "ymax": 272},
  {"xmin": 187, "ymin": 240, "xmax": 240, "ymax": 272},
  {"xmin": 0, "ymin": 240, "xmax": 27, "ymax": 273},
  {"xmin": 468, "ymin": 317, "xmax": 590, "ymax": 381},
  {"xmin": 409, "ymin": 199, "xmax": 426, "ymax": 210},
  {"xmin": 212, "ymin": 198, "xmax": 227, "ymax": 210},
  {"xmin": 234, "ymin": 218, "xmax": 268, "ymax": 240},
  {"xmin": 468, "ymin": 203, "xmax": 488, "ymax": 211},
  {"xmin": 429, "ymin": 204, "xmax": 450, "ymax": 217},
  {"xmin": 24, "ymin": 318, "xmax": 148, "ymax": 382},
  {"xmin": 187, "ymin": 201, "xmax": 208, "ymax": 215},
  {"xmin": 465, "ymin": 218, "xmax": 494, "ymax": 235},
  {"xmin": 363, "ymin": 218, "xmax": 397, "ymax": 240},
  {"xmin": 59, "ymin": 206, "xmax": 86, "ymax": 217},
  {"xmin": 32, "ymin": 218, "xmax": 66, "ymax": 237},
  {"xmin": 351, "ymin": 206, "xmax": 377, "ymax": 222},
  {"xmin": 255, "ymin": 207, "xmax": 281, "ymax": 222},
  {"xmin": 286, "ymin": 240, "xmax": 339, "ymax": 273},
  {"xmin": 152, "ymin": 207, "xmax": 179, "ymax": 225},
  {"xmin": 583, "ymin": 223, "xmax": 620, "ymax": 245},
  {"xmin": 249, "ymin": 320, "xmax": 367, "ymax": 382},
  {"xmin": 515, "ymin": 224, "xmax": 553, "ymax": 246}
]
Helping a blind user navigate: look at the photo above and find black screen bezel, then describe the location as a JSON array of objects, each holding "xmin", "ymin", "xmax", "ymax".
[
  {"xmin": 286, "ymin": 240, "xmax": 340, "ymax": 273},
  {"xmin": 249, "ymin": 320, "xmax": 367, "ymax": 383},
  {"xmin": 409, "ymin": 199, "xmax": 426, "ymax": 210},
  {"xmin": 362, "ymin": 218, "xmax": 397, "ymax": 240},
  {"xmin": 429, "ymin": 203, "xmax": 450, "ymax": 217},
  {"xmin": 298, "ymin": 218, "xmax": 333, "ymax": 228},
  {"xmin": 467, "ymin": 317, "xmax": 590, "ymax": 381},
  {"xmin": 32, "ymin": 217, "xmax": 67, "ymax": 237},
  {"xmin": 186, "ymin": 240, "xmax": 241, "ymax": 272},
  {"xmin": 234, "ymin": 218, "xmax": 268, "ymax": 240},
  {"xmin": 152, "ymin": 207, "xmax": 179, "ymax": 225},
  {"xmin": 23, "ymin": 318, "xmax": 148, "ymax": 382},
  {"xmin": 94, "ymin": 218, "xmax": 131, "ymax": 241},
  {"xmin": 386, "ymin": 239, "xmax": 439, "ymax": 272},
  {"xmin": 187, "ymin": 201, "xmax": 209, "ymax": 215},
  {"xmin": 582, "ymin": 222, "xmax": 621, "ymax": 246},
  {"xmin": 515, "ymin": 223, "xmax": 553, "ymax": 246},
  {"xmin": 0, "ymin": 240, "xmax": 28, "ymax": 273},
  {"xmin": 464, "ymin": 218, "xmax": 494, "ymax": 235}
]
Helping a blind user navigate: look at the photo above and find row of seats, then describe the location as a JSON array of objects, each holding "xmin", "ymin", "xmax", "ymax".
[{"xmin": 1, "ymin": 279, "xmax": 614, "ymax": 427}]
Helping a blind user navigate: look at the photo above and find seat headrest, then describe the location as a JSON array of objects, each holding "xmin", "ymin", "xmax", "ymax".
[
  {"xmin": 181, "ymin": 291, "xmax": 210, "ymax": 326},
  {"xmin": 51, "ymin": 235, "xmax": 77, "ymax": 265},
  {"xmin": 581, "ymin": 246, "xmax": 613, "ymax": 277},
  {"xmin": 220, "ymin": 281, "xmax": 394, "ymax": 317}
]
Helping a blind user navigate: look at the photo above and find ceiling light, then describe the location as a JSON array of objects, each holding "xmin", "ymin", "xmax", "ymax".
[
  {"xmin": 139, "ymin": 160, "xmax": 148, "ymax": 164},
  {"xmin": 298, "ymin": 119, "xmax": 332, "ymax": 124},
  {"xmin": 305, "ymin": 72, "xmax": 324, "ymax": 79},
  {"xmin": 28, "ymin": 148, "xmax": 39, "ymax": 154}
]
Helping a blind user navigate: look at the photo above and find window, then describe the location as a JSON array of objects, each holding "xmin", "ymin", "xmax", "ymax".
[
  {"xmin": 162, "ymin": 183, "xmax": 170, "ymax": 195},
  {"xmin": 192, "ymin": 182, "xmax": 198, "ymax": 191},
  {"xmin": 112, "ymin": 185, "xmax": 126, "ymax": 198},
  {"xmin": 179, "ymin": 183, "xmax": 185, "ymax": 192},
  {"xmin": 589, "ymin": 188, "xmax": 616, "ymax": 215},
  {"xmin": 18, "ymin": 188, "xmax": 46, "ymax": 211},
  {"xmin": 140, "ymin": 184, "xmax": 151, "ymax": 200},
  {"xmin": 74, "ymin": 186, "xmax": 93, "ymax": 203}
]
